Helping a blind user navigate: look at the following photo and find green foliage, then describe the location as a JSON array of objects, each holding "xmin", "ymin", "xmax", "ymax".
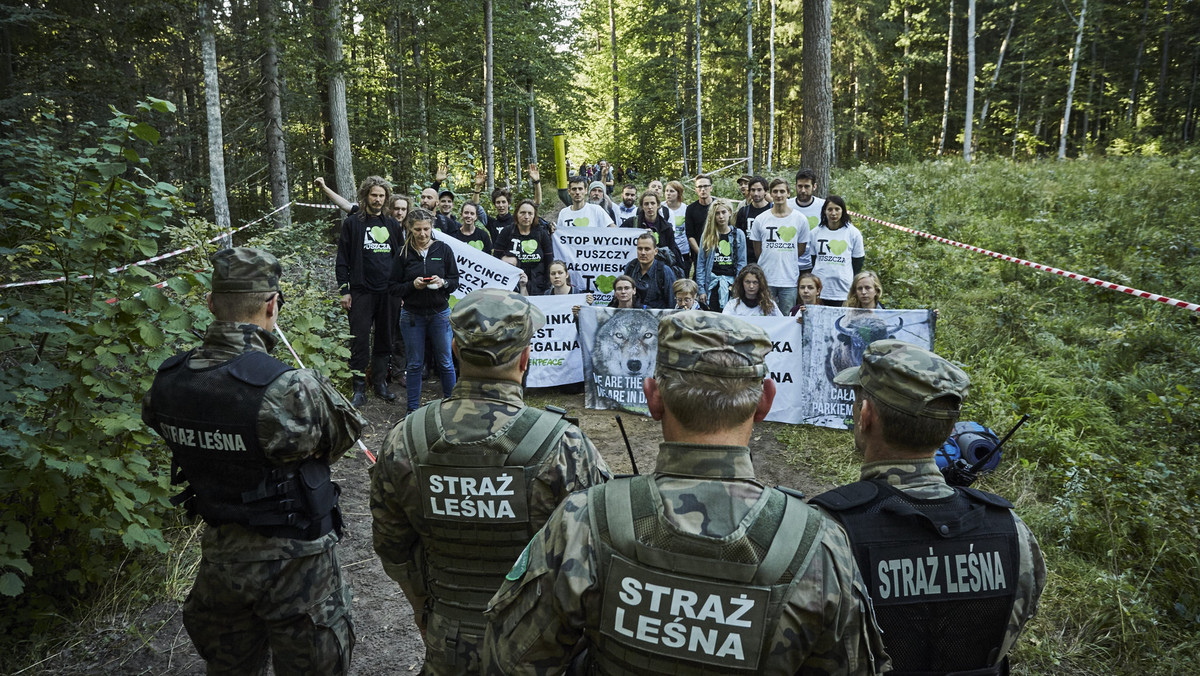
[
  {"xmin": 0, "ymin": 100, "xmax": 209, "ymax": 647},
  {"xmin": 809, "ymin": 156, "xmax": 1200, "ymax": 672}
]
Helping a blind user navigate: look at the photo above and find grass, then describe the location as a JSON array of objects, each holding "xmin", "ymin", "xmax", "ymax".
[{"xmin": 765, "ymin": 154, "xmax": 1200, "ymax": 674}]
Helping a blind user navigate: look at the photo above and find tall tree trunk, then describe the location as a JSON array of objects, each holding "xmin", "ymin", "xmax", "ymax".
[
  {"xmin": 485, "ymin": 0, "xmax": 495, "ymax": 191},
  {"xmin": 1158, "ymin": 0, "xmax": 1172, "ymax": 125},
  {"xmin": 979, "ymin": 0, "xmax": 1018, "ymax": 134},
  {"xmin": 802, "ymin": 0, "xmax": 832, "ymax": 194},
  {"xmin": 1083, "ymin": 38, "xmax": 1096, "ymax": 145},
  {"xmin": 1127, "ymin": 0, "xmax": 1149, "ymax": 124},
  {"xmin": 514, "ymin": 107, "xmax": 521, "ymax": 191},
  {"xmin": 852, "ymin": 62, "xmax": 860, "ymax": 158},
  {"xmin": 696, "ymin": 0, "xmax": 703, "ymax": 173},
  {"xmin": 1013, "ymin": 42, "xmax": 1026, "ymax": 159},
  {"xmin": 767, "ymin": 0, "xmax": 776, "ymax": 171},
  {"xmin": 1059, "ymin": 0, "xmax": 1086, "ymax": 159},
  {"xmin": 199, "ymin": 1, "xmax": 231, "ymax": 244},
  {"xmin": 902, "ymin": 6, "xmax": 910, "ymax": 129},
  {"xmin": 389, "ymin": 8, "xmax": 409, "ymax": 189},
  {"xmin": 746, "ymin": 0, "xmax": 755, "ymax": 174},
  {"xmin": 527, "ymin": 83, "xmax": 537, "ymax": 168},
  {"xmin": 259, "ymin": 0, "xmax": 289, "ymax": 228},
  {"xmin": 1186, "ymin": 44, "xmax": 1199, "ymax": 142},
  {"xmin": 319, "ymin": 0, "xmax": 354, "ymax": 197},
  {"xmin": 414, "ymin": 15, "xmax": 429, "ymax": 175},
  {"xmin": 938, "ymin": 0, "xmax": 955, "ymax": 156},
  {"xmin": 608, "ymin": 0, "xmax": 619, "ymax": 144},
  {"xmin": 963, "ymin": 0, "xmax": 976, "ymax": 161}
]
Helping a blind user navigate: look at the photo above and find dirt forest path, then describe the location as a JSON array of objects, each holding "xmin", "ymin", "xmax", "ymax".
[{"xmin": 29, "ymin": 385, "xmax": 829, "ymax": 675}]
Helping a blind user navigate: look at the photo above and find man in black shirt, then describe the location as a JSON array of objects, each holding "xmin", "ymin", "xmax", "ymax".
[
  {"xmin": 684, "ymin": 174, "xmax": 714, "ymax": 278},
  {"xmin": 734, "ymin": 176, "xmax": 770, "ymax": 265},
  {"xmin": 335, "ymin": 176, "xmax": 405, "ymax": 406}
]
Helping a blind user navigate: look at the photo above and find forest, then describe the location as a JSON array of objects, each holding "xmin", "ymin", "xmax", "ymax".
[{"xmin": 1, "ymin": 0, "xmax": 1199, "ymax": 673}]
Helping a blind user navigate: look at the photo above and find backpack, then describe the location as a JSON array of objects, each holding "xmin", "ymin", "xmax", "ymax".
[
  {"xmin": 655, "ymin": 247, "xmax": 686, "ymax": 281},
  {"xmin": 936, "ymin": 421, "xmax": 1002, "ymax": 473}
]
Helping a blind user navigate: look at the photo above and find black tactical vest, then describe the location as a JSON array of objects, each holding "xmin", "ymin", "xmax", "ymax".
[
  {"xmin": 403, "ymin": 402, "xmax": 571, "ymax": 633},
  {"xmin": 586, "ymin": 475, "xmax": 823, "ymax": 675},
  {"xmin": 146, "ymin": 350, "xmax": 341, "ymax": 540},
  {"xmin": 810, "ymin": 480, "xmax": 1020, "ymax": 676}
]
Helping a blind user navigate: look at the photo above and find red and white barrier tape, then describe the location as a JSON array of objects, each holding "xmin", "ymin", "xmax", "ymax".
[
  {"xmin": 294, "ymin": 202, "xmax": 339, "ymax": 209},
  {"xmin": 2, "ymin": 201, "xmax": 294, "ymax": 290},
  {"xmin": 274, "ymin": 325, "xmax": 377, "ymax": 464},
  {"xmin": 850, "ymin": 210, "xmax": 1200, "ymax": 313}
]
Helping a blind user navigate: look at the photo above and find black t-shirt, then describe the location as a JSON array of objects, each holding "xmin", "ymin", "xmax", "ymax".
[
  {"xmin": 711, "ymin": 230, "xmax": 737, "ymax": 278},
  {"xmin": 493, "ymin": 225, "xmax": 553, "ymax": 294},
  {"xmin": 685, "ymin": 200, "xmax": 712, "ymax": 248},
  {"xmin": 735, "ymin": 202, "xmax": 771, "ymax": 264},
  {"xmin": 451, "ymin": 226, "xmax": 493, "ymax": 254},
  {"xmin": 359, "ymin": 213, "xmax": 399, "ymax": 292}
]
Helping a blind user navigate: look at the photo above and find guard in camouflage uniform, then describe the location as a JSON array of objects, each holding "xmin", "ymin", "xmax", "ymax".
[
  {"xmin": 141, "ymin": 247, "xmax": 365, "ymax": 675},
  {"xmin": 370, "ymin": 288, "xmax": 612, "ymax": 674},
  {"xmin": 483, "ymin": 311, "xmax": 889, "ymax": 675},
  {"xmin": 810, "ymin": 340, "xmax": 1046, "ymax": 675}
]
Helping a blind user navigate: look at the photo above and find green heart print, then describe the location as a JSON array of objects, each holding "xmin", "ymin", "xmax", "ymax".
[
  {"xmin": 595, "ymin": 275, "xmax": 616, "ymax": 293},
  {"xmin": 469, "ymin": 240, "xmax": 484, "ymax": 251},
  {"xmin": 521, "ymin": 240, "xmax": 539, "ymax": 255},
  {"xmin": 778, "ymin": 226, "xmax": 797, "ymax": 242},
  {"xmin": 718, "ymin": 240, "xmax": 732, "ymax": 256},
  {"xmin": 808, "ymin": 215, "xmax": 819, "ymax": 230},
  {"xmin": 829, "ymin": 240, "xmax": 848, "ymax": 255},
  {"xmin": 575, "ymin": 217, "xmax": 590, "ymax": 227},
  {"xmin": 448, "ymin": 296, "xmax": 460, "ymax": 309},
  {"xmin": 370, "ymin": 225, "xmax": 390, "ymax": 243}
]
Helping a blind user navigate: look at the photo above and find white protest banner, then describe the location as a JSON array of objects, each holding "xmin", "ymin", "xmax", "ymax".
[
  {"xmin": 433, "ymin": 231, "xmax": 521, "ymax": 304},
  {"xmin": 800, "ymin": 305, "xmax": 936, "ymax": 429},
  {"xmin": 735, "ymin": 315, "xmax": 807, "ymax": 424},
  {"xmin": 578, "ymin": 306, "xmax": 673, "ymax": 416},
  {"xmin": 552, "ymin": 227, "xmax": 640, "ymax": 305},
  {"xmin": 527, "ymin": 294, "xmax": 587, "ymax": 387}
]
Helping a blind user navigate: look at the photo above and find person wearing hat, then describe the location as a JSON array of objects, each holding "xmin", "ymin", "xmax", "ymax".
[
  {"xmin": 483, "ymin": 311, "xmax": 888, "ymax": 675},
  {"xmin": 435, "ymin": 189, "xmax": 461, "ymax": 234},
  {"xmin": 810, "ymin": 340, "xmax": 1046, "ymax": 675},
  {"xmin": 370, "ymin": 288, "xmax": 612, "ymax": 675},
  {"xmin": 142, "ymin": 247, "xmax": 365, "ymax": 675}
]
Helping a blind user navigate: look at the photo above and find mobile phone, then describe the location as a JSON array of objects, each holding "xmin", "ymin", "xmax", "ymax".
[{"xmin": 421, "ymin": 277, "xmax": 436, "ymax": 282}]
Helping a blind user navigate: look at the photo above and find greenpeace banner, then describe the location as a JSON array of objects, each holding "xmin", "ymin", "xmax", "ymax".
[
  {"xmin": 433, "ymin": 231, "xmax": 521, "ymax": 304},
  {"xmin": 552, "ymin": 227, "xmax": 641, "ymax": 305},
  {"xmin": 800, "ymin": 305, "xmax": 936, "ymax": 429},
  {"xmin": 526, "ymin": 294, "xmax": 587, "ymax": 387},
  {"xmin": 578, "ymin": 306, "xmax": 673, "ymax": 416}
]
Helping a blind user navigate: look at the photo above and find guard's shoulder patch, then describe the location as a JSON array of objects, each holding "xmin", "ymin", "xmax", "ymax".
[
  {"xmin": 808, "ymin": 481, "xmax": 879, "ymax": 511},
  {"xmin": 506, "ymin": 540, "xmax": 533, "ymax": 581}
]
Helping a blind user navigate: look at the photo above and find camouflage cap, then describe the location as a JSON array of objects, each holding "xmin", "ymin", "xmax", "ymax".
[
  {"xmin": 656, "ymin": 310, "xmax": 770, "ymax": 379},
  {"xmin": 209, "ymin": 247, "xmax": 282, "ymax": 294},
  {"xmin": 450, "ymin": 288, "xmax": 546, "ymax": 366},
  {"xmin": 834, "ymin": 339, "xmax": 969, "ymax": 420}
]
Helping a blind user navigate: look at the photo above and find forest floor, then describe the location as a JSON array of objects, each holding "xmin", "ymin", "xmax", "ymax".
[{"xmin": 23, "ymin": 385, "xmax": 830, "ymax": 675}]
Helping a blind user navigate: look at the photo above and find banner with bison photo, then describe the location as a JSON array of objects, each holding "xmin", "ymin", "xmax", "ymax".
[
  {"xmin": 526, "ymin": 294, "xmax": 588, "ymax": 387},
  {"xmin": 799, "ymin": 305, "xmax": 936, "ymax": 429},
  {"xmin": 552, "ymin": 227, "xmax": 641, "ymax": 305}
]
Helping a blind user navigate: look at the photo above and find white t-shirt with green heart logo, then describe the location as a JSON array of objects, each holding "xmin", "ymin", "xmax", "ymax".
[
  {"xmin": 750, "ymin": 209, "xmax": 807, "ymax": 288},
  {"xmin": 808, "ymin": 223, "xmax": 865, "ymax": 301},
  {"xmin": 792, "ymin": 196, "xmax": 825, "ymax": 270},
  {"xmin": 557, "ymin": 203, "xmax": 615, "ymax": 230}
]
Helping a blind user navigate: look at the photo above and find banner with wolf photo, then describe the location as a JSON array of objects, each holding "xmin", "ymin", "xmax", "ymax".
[
  {"xmin": 552, "ymin": 227, "xmax": 641, "ymax": 305},
  {"xmin": 433, "ymin": 230, "xmax": 521, "ymax": 304},
  {"xmin": 800, "ymin": 305, "xmax": 936, "ymax": 429},
  {"xmin": 526, "ymin": 294, "xmax": 587, "ymax": 387},
  {"xmin": 578, "ymin": 306, "xmax": 675, "ymax": 416}
]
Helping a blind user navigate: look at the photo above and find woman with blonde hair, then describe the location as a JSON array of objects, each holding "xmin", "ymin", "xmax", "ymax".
[
  {"xmin": 695, "ymin": 199, "xmax": 745, "ymax": 312},
  {"xmin": 844, "ymin": 270, "xmax": 884, "ymax": 309}
]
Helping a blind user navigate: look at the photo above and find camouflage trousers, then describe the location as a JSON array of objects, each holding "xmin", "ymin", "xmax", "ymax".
[
  {"xmin": 183, "ymin": 546, "xmax": 355, "ymax": 676},
  {"xmin": 420, "ymin": 611, "xmax": 484, "ymax": 675}
]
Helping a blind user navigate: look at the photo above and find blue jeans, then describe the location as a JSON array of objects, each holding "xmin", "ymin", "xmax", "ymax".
[
  {"xmin": 771, "ymin": 286, "xmax": 798, "ymax": 315},
  {"xmin": 399, "ymin": 308, "xmax": 456, "ymax": 412}
]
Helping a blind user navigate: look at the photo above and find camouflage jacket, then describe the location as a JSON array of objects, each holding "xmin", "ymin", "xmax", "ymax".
[
  {"xmin": 482, "ymin": 443, "xmax": 889, "ymax": 676},
  {"xmin": 370, "ymin": 378, "xmax": 612, "ymax": 629},
  {"xmin": 855, "ymin": 459, "xmax": 1047, "ymax": 662},
  {"xmin": 141, "ymin": 321, "xmax": 366, "ymax": 562}
]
